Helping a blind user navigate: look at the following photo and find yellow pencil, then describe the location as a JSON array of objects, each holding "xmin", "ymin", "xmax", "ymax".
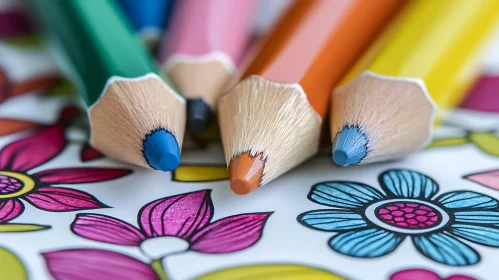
[{"xmin": 331, "ymin": 0, "xmax": 499, "ymax": 166}]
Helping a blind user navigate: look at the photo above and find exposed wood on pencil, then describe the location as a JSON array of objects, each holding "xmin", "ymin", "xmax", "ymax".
[
  {"xmin": 219, "ymin": 0, "xmax": 403, "ymax": 194},
  {"xmin": 331, "ymin": 0, "xmax": 499, "ymax": 166},
  {"xmin": 160, "ymin": 0, "xmax": 257, "ymax": 134},
  {"xmin": 31, "ymin": 0, "xmax": 186, "ymax": 171}
]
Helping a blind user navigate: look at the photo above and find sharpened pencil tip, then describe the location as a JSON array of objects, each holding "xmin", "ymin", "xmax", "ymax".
[
  {"xmin": 228, "ymin": 152, "xmax": 265, "ymax": 195},
  {"xmin": 143, "ymin": 129, "xmax": 180, "ymax": 171},
  {"xmin": 332, "ymin": 126, "xmax": 368, "ymax": 166},
  {"xmin": 187, "ymin": 98, "xmax": 213, "ymax": 134}
]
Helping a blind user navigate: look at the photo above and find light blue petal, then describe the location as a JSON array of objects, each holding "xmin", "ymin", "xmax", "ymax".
[
  {"xmin": 412, "ymin": 232, "xmax": 480, "ymax": 266},
  {"xmin": 298, "ymin": 209, "xmax": 368, "ymax": 231},
  {"xmin": 380, "ymin": 169, "xmax": 438, "ymax": 199},
  {"xmin": 436, "ymin": 191, "xmax": 498, "ymax": 210},
  {"xmin": 309, "ymin": 181, "xmax": 384, "ymax": 209},
  {"xmin": 454, "ymin": 211, "xmax": 499, "ymax": 226},
  {"xmin": 329, "ymin": 228, "xmax": 403, "ymax": 257},
  {"xmin": 451, "ymin": 224, "xmax": 499, "ymax": 247}
]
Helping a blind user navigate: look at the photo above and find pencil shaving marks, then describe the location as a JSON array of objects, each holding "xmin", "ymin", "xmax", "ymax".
[
  {"xmin": 164, "ymin": 52, "xmax": 239, "ymax": 108},
  {"xmin": 89, "ymin": 75, "xmax": 186, "ymax": 169},
  {"xmin": 331, "ymin": 72, "xmax": 435, "ymax": 164},
  {"xmin": 219, "ymin": 75, "xmax": 321, "ymax": 187}
]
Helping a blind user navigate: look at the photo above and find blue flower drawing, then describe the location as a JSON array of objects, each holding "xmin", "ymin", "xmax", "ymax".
[{"xmin": 298, "ymin": 169, "xmax": 499, "ymax": 266}]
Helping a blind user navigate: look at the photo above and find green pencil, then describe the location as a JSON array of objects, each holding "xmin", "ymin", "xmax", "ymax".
[{"xmin": 30, "ymin": 0, "xmax": 186, "ymax": 171}]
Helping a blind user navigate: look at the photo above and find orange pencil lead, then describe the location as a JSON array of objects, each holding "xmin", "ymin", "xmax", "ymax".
[{"xmin": 229, "ymin": 152, "xmax": 265, "ymax": 195}]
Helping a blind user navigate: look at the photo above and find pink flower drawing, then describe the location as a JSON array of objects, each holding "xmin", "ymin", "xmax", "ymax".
[
  {"xmin": 0, "ymin": 105, "xmax": 104, "ymax": 162},
  {"xmin": 44, "ymin": 190, "xmax": 272, "ymax": 279},
  {"xmin": 390, "ymin": 268, "xmax": 476, "ymax": 280},
  {"xmin": 465, "ymin": 169, "xmax": 499, "ymax": 191},
  {"xmin": 0, "ymin": 124, "xmax": 132, "ymax": 223}
]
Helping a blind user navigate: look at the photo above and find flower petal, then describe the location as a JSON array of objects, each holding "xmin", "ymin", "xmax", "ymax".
[
  {"xmin": 71, "ymin": 214, "xmax": 145, "ymax": 246},
  {"xmin": 0, "ymin": 124, "xmax": 66, "ymax": 171},
  {"xmin": 139, "ymin": 190, "xmax": 213, "ymax": 238},
  {"xmin": 412, "ymin": 232, "xmax": 480, "ymax": 266},
  {"xmin": 43, "ymin": 248, "xmax": 158, "ymax": 280},
  {"xmin": 454, "ymin": 211, "xmax": 499, "ymax": 226},
  {"xmin": 0, "ymin": 118, "xmax": 39, "ymax": 136},
  {"xmin": 190, "ymin": 212, "xmax": 272, "ymax": 254},
  {"xmin": 195, "ymin": 264, "xmax": 346, "ymax": 280},
  {"xmin": 34, "ymin": 168, "xmax": 132, "ymax": 184},
  {"xmin": 57, "ymin": 105, "xmax": 80, "ymax": 125},
  {"xmin": 172, "ymin": 165, "xmax": 228, "ymax": 182},
  {"xmin": 0, "ymin": 246, "xmax": 28, "ymax": 280},
  {"xmin": 298, "ymin": 209, "xmax": 367, "ymax": 231},
  {"xmin": 451, "ymin": 224, "xmax": 499, "ymax": 247},
  {"xmin": 447, "ymin": 275, "xmax": 477, "ymax": 280},
  {"xmin": 436, "ymin": 191, "xmax": 498, "ymax": 210},
  {"xmin": 308, "ymin": 181, "xmax": 384, "ymax": 209},
  {"xmin": 80, "ymin": 143, "xmax": 104, "ymax": 162},
  {"xmin": 464, "ymin": 169, "xmax": 499, "ymax": 191},
  {"xmin": 380, "ymin": 169, "xmax": 438, "ymax": 199},
  {"xmin": 23, "ymin": 187, "xmax": 107, "ymax": 211},
  {"xmin": 0, "ymin": 199, "xmax": 23, "ymax": 223},
  {"xmin": 329, "ymin": 228, "xmax": 403, "ymax": 258},
  {"xmin": 390, "ymin": 269, "xmax": 441, "ymax": 280},
  {"xmin": 0, "ymin": 223, "xmax": 50, "ymax": 232}
]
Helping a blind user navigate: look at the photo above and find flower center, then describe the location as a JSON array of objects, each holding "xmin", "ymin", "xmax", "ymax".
[
  {"xmin": 364, "ymin": 198, "xmax": 449, "ymax": 235},
  {"xmin": 0, "ymin": 175, "xmax": 23, "ymax": 194},
  {"xmin": 140, "ymin": 236, "xmax": 189, "ymax": 260},
  {"xmin": 376, "ymin": 202, "xmax": 439, "ymax": 229},
  {"xmin": 0, "ymin": 171, "xmax": 35, "ymax": 199}
]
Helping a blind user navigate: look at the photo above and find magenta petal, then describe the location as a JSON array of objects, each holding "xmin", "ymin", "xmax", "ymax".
[
  {"xmin": 43, "ymin": 248, "xmax": 159, "ymax": 280},
  {"xmin": 23, "ymin": 187, "xmax": 107, "ymax": 212},
  {"xmin": 139, "ymin": 190, "xmax": 213, "ymax": 238},
  {"xmin": 57, "ymin": 105, "xmax": 80, "ymax": 124},
  {"xmin": 34, "ymin": 168, "xmax": 132, "ymax": 184},
  {"xmin": 447, "ymin": 275, "xmax": 477, "ymax": 280},
  {"xmin": 390, "ymin": 269, "xmax": 441, "ymax": 280},
  {"xmin": 0, "ymin": 11, "xmax": 33, "ymax": 38},
  {"xmin": 80, "ymin": 143, "xmax": 104, "ymax": 162},
  {"xmin": 0, "ymin": 125, "xmax": 66, "ymax": 171},
  {"xmin": 189, "ymin": 212, "xmax": 272, "ymax": 254},
  {"xmin": 0, "ymin": 199, "xmax": 24, "ymax": 223},
  {"xmin": 72, "ymin": 214, "xmax": 145, "ymax": 246}
]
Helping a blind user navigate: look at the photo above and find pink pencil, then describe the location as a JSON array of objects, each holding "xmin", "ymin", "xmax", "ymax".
[
  {"xmin": 460, "ymin": 75, "xmax": 499, "ymax": 113},
  {"xmin": 159, "ymin": 0, "xmax": 258, "ymax": 134}
]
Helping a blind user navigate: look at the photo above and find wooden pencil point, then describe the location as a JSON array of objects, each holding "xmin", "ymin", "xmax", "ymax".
[
  {"xmin": 229, "ymin": 152, "xmax": 265, "ymax": 195},
  {"xmin": 219, "ymin": 75, "xmax": 322, "ymax": 187},
  {"xmin": 89, "ymin": 74, "xmax": 185, "ymax": 169},
  {"xmin": 331, "ymin": 72, "xmax": 436, "ymax": 164}
]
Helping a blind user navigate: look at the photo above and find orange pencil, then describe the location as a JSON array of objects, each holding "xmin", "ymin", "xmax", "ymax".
[{"xmin": 219, "ymin": 0, "xmax": 404, "ymax": 194}]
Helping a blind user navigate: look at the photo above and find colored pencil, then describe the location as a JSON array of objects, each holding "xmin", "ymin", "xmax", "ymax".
[
  {"xmin": 218, "ymin": 0, "xmax": 403, "ymax": 194},
  {"xmin": 31, "ymin": 0, "xmax": 186, "ymax": 171},
  {"xmin": 330, "ymin": 0, "xmax": 499, "ymax": 167},
  {"xmin": 159, "ymin": 0, "xmax": 257, "ymax": 134},
  {"xmin": 0, "ymin": 42, "xmax": 60, "ymax": 103},
  {"xmin": 118, "ymin": 0, "xmax": 173, "ymax": 50}
]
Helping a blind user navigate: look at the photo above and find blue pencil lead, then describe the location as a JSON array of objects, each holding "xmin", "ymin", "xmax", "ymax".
[
  {"xmin": 332, "ymin": 126, "xmax": 368, "ymax": 166},
  {"xmin": 143, "ymin": 129, "xmax": 180, "ymax": 171}
]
